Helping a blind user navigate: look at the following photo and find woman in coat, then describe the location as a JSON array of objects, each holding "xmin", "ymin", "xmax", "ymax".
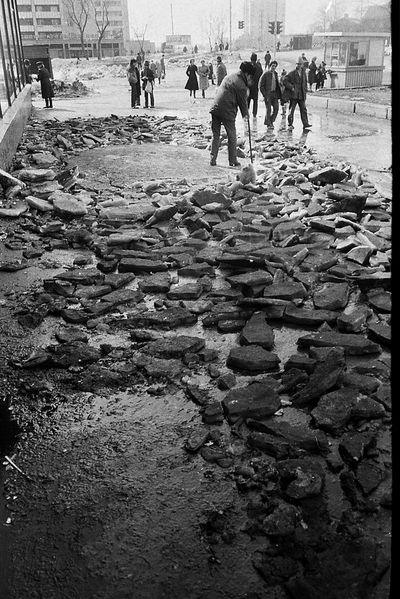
[
  {"xmin": 308, "ymin": 57, "xmax": 318, "ymax": 92},
  {"xmin": 141, "ymin": 60, "xmax": 155, "ymax": 108},
  {"xmin": 198, "ymin": 60, "xmax": 210, "ymax": 98},
  {"xmin": 127, "ymin": 58, "xmax": 140, "ymax": 108},
  {"xmin": 185, "ymin": 59, "xmax": 199, "ymax": 99},
  {"xmin": 36, "ymin": 61, "xmax": 53, "ymax": 108}
]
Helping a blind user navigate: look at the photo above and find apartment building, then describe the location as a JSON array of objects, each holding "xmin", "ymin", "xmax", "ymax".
[
  {"xmin": 17, "ymin": 0, "xmax": 130, "ymax": 58},
  {"xmin": 243, "ymin": 0, "xmax": 286, "ymax": 50}
]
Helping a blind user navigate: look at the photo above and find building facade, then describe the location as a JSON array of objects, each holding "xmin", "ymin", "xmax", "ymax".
[
  {"xmin": 17, "ymin": 0, "xmax": 130, "ymax": 58},
  {"xmin": 242, "ymin": 0, "xmax": 286, "ymax": 50},
  {"xmin": 0, "ymin": 0, "xmax": 26, "ymax": 117}
]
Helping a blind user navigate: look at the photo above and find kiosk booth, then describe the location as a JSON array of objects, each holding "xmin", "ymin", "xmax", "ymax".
[{"xmin": 313, "ymin": 31, "xmax": 388, "ymax": 88}]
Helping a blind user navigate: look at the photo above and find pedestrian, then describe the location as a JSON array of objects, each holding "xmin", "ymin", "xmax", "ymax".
[
  {"xmin": 289, "ymin": 38, "xmax": 293, "ymax": 50},
  {"xmin": 150, "ymin": 59, "xmax": 157, "ymax": 80},
  {"xmin": 23, "ymin": 58, "xmax": 32, "ymax": 84},
  {"xmin": 155, "ymin": 60, "xmax": 162, "ymax": 84},
  {"xmin": 214, "ymin": 42, "xmax": 218, "ymax": 53},
  {"xmin": 308, "ymin": 56, "xmax": 318, "ymax": 92},
  {"xmin": 136, "ymin": 53, "xmax": 142, "ymax": 69},
  {"xmin": 127, "ymin": 58, "xmax": 140, "ymax": 108},
  {"xmin": 301, "ymin": 52, "xmax": 309, "ymax": 69},
  {"xmin": 198, "ymin": 59, "xmax": 210, "ymax": 98},
  {"xmin": 264, "ymin": 50, "xmax": 271, "ymax": 69},
  {"xmin": 279, "ymin": 68, "xmax": 290, "ymax": 116},
  {"xmin": 160, "ymin": 54, "xmax": 166, "ymax": 80},
  {"xmin": 283, "ymin": 58, "xmax": 312, "ymax": 130},
  {"xmin": 259, "ymin": 59, "xmax": 282, "ymax": 129},
  {"xmin": 141, "ymin": 59, "xmax": 155, "ymax": 108},
  {"xmin": 316, "ymin": 61, "xmax": 327, "ymax": 90},
  {"xmin": 247, "ymin": 53, "xmax": 263, "ymax": 118},
  {"xmin": 208, "ymin": 61, "xmax": 215, "ymax": 85},
  {"xmin": 225, "ymin": 42, "xmax": 229, "ymax": 51},
  {"xmin": 185, "ymin": 58, "xmax": 199, "ymax": 100},
  {"xmin": 209, "ymin": 60, "xmax": 255, "ymax": 167},
  {"xmin": 216, "ymin": 55, "xmax": 227, "ymax": 85},
  {"xmin": 36, "ymin": 61, "xmax": 54, "ymax": 108},
  {"xmin": 276, "ymin": 40, "xmax": 281, "ymax": 52},
  {"xmin": 219, "ymin": 42, "xmax": 224, "ymax": 51}
]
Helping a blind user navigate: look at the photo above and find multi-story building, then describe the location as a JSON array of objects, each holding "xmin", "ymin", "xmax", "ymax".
[
  {"xmin": 242, "ymin": 0, "xmax": 286, "ymax": 50},
  {"xmin": 17, "ymin": 0, "xmax": 130, "ymax": 58}
]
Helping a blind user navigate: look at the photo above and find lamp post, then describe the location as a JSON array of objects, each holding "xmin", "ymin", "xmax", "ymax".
[{"xmin": 229, "ymin": 0, "xmax": 232, "ymax": 49}]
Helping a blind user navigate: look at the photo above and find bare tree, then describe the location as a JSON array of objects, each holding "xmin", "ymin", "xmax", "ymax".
[
  {"xmin": 201, "ymin": 8, "xmax": 227, "ymax": 51},
  {"xmin": 91, "ymin": 0, "xmax": 110, "ymax": 59},
  {"xmin": 133, "ymin": 25, "xmax": 147, "ymax": 58},
  {"xmin": 64, "ymin": 0, "xmax": 91, "ymax": 58}
]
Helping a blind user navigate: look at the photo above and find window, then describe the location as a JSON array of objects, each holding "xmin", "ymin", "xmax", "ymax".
[
  {"xmin": 36, "ymin": 18, "xmax": 61, "ymax": 25},
  {"xmin": 326, "ymin": 42, "xmax": 347, "ymax": 66},
  {"xmin": 19, "ymin": 18, "xmax": 34, "ymax": 25},
  {"xmin": 18, "ymin": 4, "xmax": 32, "ymax": 11},
  {"xmin": 21, "ymin": 31, "xmax": 35, "ymax": 38},
  {"xmin": 348, "ymin": 41, "xmax": 368, "ymax": 66},
  {"xmin": 35, "ymin": 5, "xmax": 60, "ymax": 11}
]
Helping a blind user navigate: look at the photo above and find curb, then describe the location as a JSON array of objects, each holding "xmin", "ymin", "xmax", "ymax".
[{"xmin": 307, "ymin": 94, "xmax": 391, "ymax": 120}]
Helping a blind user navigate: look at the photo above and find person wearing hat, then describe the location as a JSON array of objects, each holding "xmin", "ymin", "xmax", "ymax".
[
  {"xmin": 209, "ymin": 61, "xmax": 255, "ymax": 167},
  {"xmin": 259, "ymin": 59, "xmax": 282, "ymax": 129},
  {"xmin": 36, "ymin": 61, "xmax": 54, "ymax": 108},
  {"xmin": 282, "ymin": 58, "xmax": 312, "ymax": 130},
  {"xmin": 198, "ymin": 59, "xmax": 210, "ymax": 98},
  {"xmin": 216, "ymin": 55, "xmax": 227, "ymax": 86}
]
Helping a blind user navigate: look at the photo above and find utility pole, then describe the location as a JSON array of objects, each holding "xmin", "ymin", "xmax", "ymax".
[{"xmin": 170, "ymin": 3, "xmax": 174, "ymax": 35}]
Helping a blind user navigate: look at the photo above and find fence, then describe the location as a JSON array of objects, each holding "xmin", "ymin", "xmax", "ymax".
[{"xmin": 0, "ymin": 0, "xmax": 25, "ymax": 118}]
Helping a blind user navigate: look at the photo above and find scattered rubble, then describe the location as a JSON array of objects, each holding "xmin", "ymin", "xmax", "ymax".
[{"xmin": 0, "ymin": 110, "xmax": 391, "ymax": 597}]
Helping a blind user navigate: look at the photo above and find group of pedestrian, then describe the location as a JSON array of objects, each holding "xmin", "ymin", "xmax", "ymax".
[
  {"xmin": 297, "ymin": 53, "xmax": 327, "ymax": 92},
  {"xmin": 24, "ymin": 58, "xmax": 54, "ymax": 108},
  {"xmin": 184, "ymin": 55, "xmax": 228, "ymax": 100},
  {"xmin": 126, "ymin": 57, "xmax": 155, "ymax": 108}
]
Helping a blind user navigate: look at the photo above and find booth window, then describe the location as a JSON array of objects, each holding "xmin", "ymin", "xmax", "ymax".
[
  {"xmin": 326, "ymin": 42, "xmax": 347, "ymax": 66},
  {"xmin": 348, "ymin": 41, "xmax": 368, "ymax": 66}
]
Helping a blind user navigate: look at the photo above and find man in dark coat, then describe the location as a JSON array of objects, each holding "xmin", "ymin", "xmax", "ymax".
[
  {"xmin": 36, "ymin": 61, "xmax": 53, "ymax": 108},
  {"xmin": 209, "ymin": 61, "xmax": 255, "ymax": 167},
  {"xmin": 247, "ymin": 53, "xmax": 263, "ymax": 118},
  {"xmin": 216, "ymin": 55, "xmax": 227, "ymax": 85},
  {"xmin": 264, "ymin": 50, "xmax": 271, "ymax": 69},
  {"xmin": 259, "ymin": 59, "xmax": 282, "ymax": 128},
  {"xmin": 283, "ymin": 58, "xmax": 312, "ymax": 130}
]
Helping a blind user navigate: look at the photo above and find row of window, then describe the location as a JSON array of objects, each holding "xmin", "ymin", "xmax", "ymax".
[
  {"xmin": 20, "ymin": 17, "xmax": 61, "ymax": 25},
  {"xmin": 19, "ymin": 4, "xmax": 60, "ymax": 11}
]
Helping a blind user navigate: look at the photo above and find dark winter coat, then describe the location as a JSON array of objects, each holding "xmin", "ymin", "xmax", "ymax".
[
  {"xmin": 283, "ymin": 67, "xmax": 308, "ymax": 101},
  {"xmin": 248, "ymin": 61, "xmax": 263, "ymax": 99},
  {"xmin": 210, "ymin": 70, "xmax": 249, "ymax": 121},
  {"xmin": 185, "ymin": 63, "xmax": 199, "ymax": 91},
  {"xmin": 37, "ymin": 67, "xmax": 53, "ymax": 99},
  {"xmin": 127, "ymin": 66, "xmax": 141, "ymax": 97},
  {"xmin": 308, "ymin": 60, "xmax": 318, "ymax": 85},
  {"xmin": 259, "ymin": 69, "xmax": 282, "ymax": 100},
  {"xmin": 216, "ymin": 61, "xmax": 227, "ymax": 85},
  {"xmin": 141, "ymin": 66, "xmax": 155, "ymax": 91}
]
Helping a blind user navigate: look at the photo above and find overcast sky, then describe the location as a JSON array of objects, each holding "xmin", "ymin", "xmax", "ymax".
[{"xmin": 127, "ymin": 0, "xmax": 324, "ymax": 44}]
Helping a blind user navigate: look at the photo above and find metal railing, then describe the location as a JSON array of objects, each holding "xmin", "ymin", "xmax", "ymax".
[{"xmin": 0, "ymin": 0, "xmax": 25, "ymax": 118}]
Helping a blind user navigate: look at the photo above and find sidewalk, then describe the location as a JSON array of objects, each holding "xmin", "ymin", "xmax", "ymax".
[{"xmin": 307, "ymin": 93, "xmax": 391, "ymax": 120}]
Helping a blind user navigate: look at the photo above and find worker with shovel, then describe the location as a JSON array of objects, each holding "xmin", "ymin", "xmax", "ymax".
[{"xmin": 209, "ymin": 61, "xmax": 256, "ymax": 168}]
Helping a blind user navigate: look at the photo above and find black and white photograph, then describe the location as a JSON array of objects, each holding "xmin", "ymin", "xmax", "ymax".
[{"xmin": 0, "ymin": 1, "xmax": 392, "ymax": 598}]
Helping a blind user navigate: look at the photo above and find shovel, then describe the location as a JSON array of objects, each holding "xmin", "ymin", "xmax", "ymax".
[{"xmin": 246, "ymin": 113, "xmax": 253, "ymax": 163}]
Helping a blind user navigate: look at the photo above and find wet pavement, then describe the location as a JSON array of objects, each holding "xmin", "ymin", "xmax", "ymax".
[{"xmin": 0, "ymin": 71, "xmax": 392, "ymax": 598}]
